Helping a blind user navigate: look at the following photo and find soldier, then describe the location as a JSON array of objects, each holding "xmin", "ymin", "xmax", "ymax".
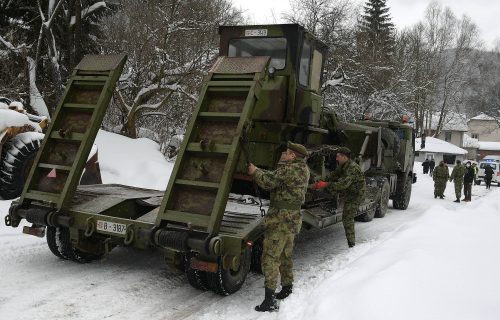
[
  {"xmin": 429, "ymin": 158, "xmax": 436, "ymax": 176},
  {"xmin": 422, "ymin": 158, "xmax": 430, "ymax": 174},
  {"xmin": 472, "ymin": 162, "xmax": 479, "ymax": 185},
  {"xmin": 311, "ymin": 147, "xmax": 365, "ymax": 248},
  {"xmin": 462, "ymin": 161, "xmax": 474, "ymax": 202},
  {"xmin": 484, "ymin": 164, "xmax": 494, "ymax": 189},
  {"xmin": 248, "ymin": 141, "xmax": 310, "ymax": 312},
  {"xmin": 432, "ymin": 161, "xmax": 449, "ymax": 199},
  {"xmin": 449, "ymin": 160, "xmax": 466, "ymax": 203}
]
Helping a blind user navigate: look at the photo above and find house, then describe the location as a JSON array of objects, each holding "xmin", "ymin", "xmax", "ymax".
[
  {"xmin": 478, "ymin": 141, "xmax": 500, "ymax": 159},
  {"xmin": 422, "ymin": 112, "xmax": 468, "ymax": 149},
  {"xmin": 467, "ymin": 113, "xmax": 500, "ymax": 142},
  {"xmin": 415, "ymin": 136, "xmax": 467, "ymax": 164},
  {"xmin": 462, "ymin": 133, "xmax": 479, "ymax": 160}
]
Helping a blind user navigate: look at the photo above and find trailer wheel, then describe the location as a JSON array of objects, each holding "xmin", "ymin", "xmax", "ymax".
[
  {"xmin": 207, "ymin": 248, "xmax": 251, "ymax": 296},
  {"xmin": 393, "ymin": 177, "xmax": 412, "ymax": 210},
  {"xmin": 375, "ymin": 179, "xmax": 390, "ymax": 218},
  {"xmin": 58, "ymin": 227, "xmax": 103, "ymax": 263},
  {"xmin": 185, "ymin": 253, "xmax": 210, "ymax": 291},
  {"xmin": 0, "ymin": 133, "xmax": 44, "ymax": 199},
  {"xmin": 46, "ymin": 226, "xmax": 67, "ymax": 259}
]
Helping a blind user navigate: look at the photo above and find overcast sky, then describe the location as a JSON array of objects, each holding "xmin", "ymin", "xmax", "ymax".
[{"xmin": 231, "ymin": 0, "xmax": 499, "ymax": 49}]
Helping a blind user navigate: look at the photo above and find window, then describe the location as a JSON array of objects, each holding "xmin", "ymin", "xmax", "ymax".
[
  {"xmin": 442, "ymin": 154, "xmax": 456, "ymax": 164},
  {"xmin": 444, "ymin": 131, "xmax": 452, "ymax": 142},
  {"xmin": 310, "ymin": 50, "xmax": 323, "ymax": 92},
  {"xmin": 299, "ymin": 41, "xmax": 311, "ymax": 86},
  {"xmin": 471, "ymin": 133, "xmax": 479, "ymax": 139},
  {"xmin": 228, "ymin": 38, "xmax": 287, "ymax": 70}
]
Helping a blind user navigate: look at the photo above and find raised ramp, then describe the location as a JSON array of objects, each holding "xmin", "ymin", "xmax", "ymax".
[
  {"xmin": 155, "ymin": 56, "xmax": 269, "ymax": 238},
  {"xmin": 19, "ymin": 54, "xmax": 127, "ymax": 212}
]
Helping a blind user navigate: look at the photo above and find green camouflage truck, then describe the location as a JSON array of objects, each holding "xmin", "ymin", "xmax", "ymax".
[{"xmin": 4, "ymin": 24, "xmax": 415, "ymax": 295}]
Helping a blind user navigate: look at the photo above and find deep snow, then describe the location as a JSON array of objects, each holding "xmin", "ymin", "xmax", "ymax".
[{"xmin": 1, "ymin": 131, "xmax": 499, "ymax": 320}]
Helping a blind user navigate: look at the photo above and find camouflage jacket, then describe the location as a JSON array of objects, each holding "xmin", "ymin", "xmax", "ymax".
[
  {"xmin": 254, "ymin": 157, "xmax": 310, "ymax": 234},
  {"xmin": 450, "ymin": 164, "xmax": 466, "ymax": 182},
  {"xmin": 325, "ymin": 159, "xmax": 365, "ymax": 203},
  {"xmin": 433, "ymin": 164, "xmax": 449, "ymax": 181}
]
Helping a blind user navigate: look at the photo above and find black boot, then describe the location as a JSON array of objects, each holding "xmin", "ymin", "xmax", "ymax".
[
  {"xmin": 453, "ymin": 198, "xmax": 460, "ymax": 203},
  {"xmin": 255, "ymin": 287, "xmax": 278, "ymax": 312},
  {"xmin": 276, "ymin": 285, "xmax": 293, "ymax": 300}
]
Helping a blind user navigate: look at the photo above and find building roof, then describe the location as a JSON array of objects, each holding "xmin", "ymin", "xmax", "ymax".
[
  {"xmin": 463, "ymin": 133, "xmax": 479, "ymax": 148},
  {"xmin": 469, "ymin": 113, "xmax": 497, "ymax": 121},
  {"xmin": 478, "ymin": 141, "xmax": 500, "ymax": 151},
  {"xmin": 415, "ymin": 137, "xmax": 468, "ymax": 155}
]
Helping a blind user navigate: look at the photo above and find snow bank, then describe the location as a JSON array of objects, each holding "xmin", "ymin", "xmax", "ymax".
[
  {"xmin": 0, "ymin": 109, "xmax": 42, "ymax": 132},
  {"xmin": 290, "ymin": 190, "xmax": 500, "ymax": 320},
  {"xmin": 94, "ymin": 130, "xmax": 173, "ymax": 190}
]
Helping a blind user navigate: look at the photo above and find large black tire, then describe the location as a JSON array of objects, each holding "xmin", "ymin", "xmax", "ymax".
[
  {"xmin": 57, "ymin": 227, "xmax": 103, "ymax": 263},
  {"xmin": 206, "ymin": 248, "xmax": 251, "ymax": 296},
  {"xmin": 185, "ymin": 253, "xmax": 210, "ymax": 291},
  {"xmin": 46, "ymin": 226, "xmax": 68, "ymax": 259},
  {"xmin": 0, "ymin": 132, "xmax": 44, "ymax": 199},
  {"xmin": 355, "ymin": 203, "xmax": 376, "ymax": 222},
  {"xmin": 375, "ymin": 179, "xmax": 390, "ymax": 218},
  {"xmin": 393, "ymin": 176, "xmax": 412, "ymax": 210}
]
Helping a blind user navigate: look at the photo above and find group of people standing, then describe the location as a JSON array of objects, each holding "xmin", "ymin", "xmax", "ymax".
[
  {"xmin": 248, "ymin": 143, "xmax": 364, "ymax": 312},
  {"xmin": 421, "ymin": 158, "xmax": 436, "ymax": 175},
  {"xmin": 432, "ymin": 160, "xmax": 481, "ymax": 202}
]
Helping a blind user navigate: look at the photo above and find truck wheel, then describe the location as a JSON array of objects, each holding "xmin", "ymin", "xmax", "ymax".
[
  {"xmin": 58, "ymin": 227, "xmax": 103, "ymax": 263},
  {"xmin": 250, "ymin": 238, "xmax": 263, "ymax": 274},
  {"xmin": 0, "ymin": 132, "xmax": 44, "ymax": 199},
  {"xmin": 207, "ymin": 248, "xmax": 251, "ymax": 296},
  {"xmin": 375, "ymin": 179, "xmax": 390, "ymax": 218},
  {"xmin": 46, "ymin": 226, "xmax": 67, "ymax": 259},
  {"xmin": 393, "ymin": 177, "xmax": 412, "ymax": 210},
  {"xmin": 185, "ymin": 253, "xmax": 210, "ymax": 291}
]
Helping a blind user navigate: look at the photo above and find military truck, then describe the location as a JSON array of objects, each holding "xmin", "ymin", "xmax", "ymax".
[{"xmin": 4, "ymin": 24, "xmax": 415, "ymax": 295}]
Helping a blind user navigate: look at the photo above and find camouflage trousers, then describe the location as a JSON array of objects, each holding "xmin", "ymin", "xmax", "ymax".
[
  {"xmin": 434, "ymin": 180, "xmax": 447, "ymax": 197},
  {"xmin": 342, "ymin": 201, "xmax": 359, "ymax": 247},
  {"xmin": 261, "ymin": 228, "xmax": 296, "ymax": 291},
  {"xmin": 454, "ymin": 181, "xmax": 463, "ymax": 199}
]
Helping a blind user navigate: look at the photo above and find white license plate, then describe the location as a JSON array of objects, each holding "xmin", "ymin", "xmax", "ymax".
[
  {"xmin": 96, "ymin": 220, "xmax": 126, "ymax": 235},
  {"xmin": 245, "ymin": 29, "xmax": 267, "ymax": 37}
]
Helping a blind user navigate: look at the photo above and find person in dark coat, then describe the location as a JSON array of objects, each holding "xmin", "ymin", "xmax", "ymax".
[
  {"xmin": 462, "ymin": 161, "xmax": 475, "ymax": 202},
  {"xmin": 484, "ymin": 164, "xmax": 494, "ymax": 189},
  {"xmin": 422, "ymin": 159, "xmax": 430, "ymax": 174},
  {"xmin": 429, "ymin": 159, "xmax": 436, "ymax": 176}
]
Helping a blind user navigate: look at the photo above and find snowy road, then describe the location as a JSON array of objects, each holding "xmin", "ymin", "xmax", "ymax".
[
  {"xmin": 1, "ymin": 132, "xmax": 499, "ymax": 319},
  {"xmin": 1, "ymin": 173, "xmax": 497, "ymax": 320}
]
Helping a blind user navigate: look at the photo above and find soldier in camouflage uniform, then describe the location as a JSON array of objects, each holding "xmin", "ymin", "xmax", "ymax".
[
  {"xmin": 248, "ymin": 141, "xmax": 310, "ymax": 312},
  {"xmin": 449, "ymin": 160, "xmax": 466, "ymax": 203},
  {"xmin": 312, "ymin": 147, "xmax": 365, "ymax": 248},
  {"xmin": 433, "ymin": 161, "xmax": 449, "ymax": 199}
]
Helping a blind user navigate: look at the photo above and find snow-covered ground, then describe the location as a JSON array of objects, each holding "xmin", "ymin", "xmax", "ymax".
[{"xmin": 1, "ymin": 131, "xmax": 499, "ymax": 320}]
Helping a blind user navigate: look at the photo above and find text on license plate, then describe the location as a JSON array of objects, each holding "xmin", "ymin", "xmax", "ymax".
[{"xmin": 96, "ymin": 220, "xmax": 126, "ymax": 235}]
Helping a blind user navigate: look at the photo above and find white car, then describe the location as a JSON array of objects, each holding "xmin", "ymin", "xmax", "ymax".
[{"xmin": 477, "ymin": 157, "xmax": 500, "ymax": 186}]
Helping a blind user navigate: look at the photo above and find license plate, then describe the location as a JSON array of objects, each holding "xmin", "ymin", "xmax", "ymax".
[
  {"xmin": 96, "ymin": 220, "xmax": 126, "ymax": 235},
  {"xmin": 245, "ymin": 29, "xmax": 267, "ymax": 37}
]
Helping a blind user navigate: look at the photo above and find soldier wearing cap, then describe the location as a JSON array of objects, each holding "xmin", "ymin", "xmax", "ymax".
[
  {"xmin": 312, "ymin": 146, "xmax": 366, "ymax": 248},
  {"xmin": 248, "ymin": 141, "xmax": 310, "ymax": 312}
]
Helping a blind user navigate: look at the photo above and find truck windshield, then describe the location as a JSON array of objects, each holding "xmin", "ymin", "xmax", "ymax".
[{"xmin": 228, "ymin": 38, "xmax": 287, "ymax": 70}]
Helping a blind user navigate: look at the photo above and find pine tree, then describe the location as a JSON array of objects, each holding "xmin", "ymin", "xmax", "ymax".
[{"xmin": 357, "ymin": 0, "xmax": 395, "ymax": 90}]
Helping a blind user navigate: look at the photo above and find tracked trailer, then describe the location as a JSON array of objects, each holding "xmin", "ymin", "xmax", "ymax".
[{"xmin": 5, "ymin": 24, "xmax": 415, "ymax": 295}]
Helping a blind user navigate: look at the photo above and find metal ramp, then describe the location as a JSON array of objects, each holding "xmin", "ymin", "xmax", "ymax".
[
  {"xmin": 156, "ymin": 56, "xmax": 269, "ymax": 237},
  {"xmin": 19, "ymin": 54, "xmax": 127, "ymax": 212}
]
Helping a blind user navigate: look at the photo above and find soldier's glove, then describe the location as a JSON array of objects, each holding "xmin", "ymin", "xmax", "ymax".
[{"xmin": 311, "ymin": 181, "xmax": 328, "ymax": 190}]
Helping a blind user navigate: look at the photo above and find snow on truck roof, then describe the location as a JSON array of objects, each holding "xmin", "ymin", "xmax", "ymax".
[{"xmin": 415, "ymin": 136, "xmax": 467, "ymax": 155}]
